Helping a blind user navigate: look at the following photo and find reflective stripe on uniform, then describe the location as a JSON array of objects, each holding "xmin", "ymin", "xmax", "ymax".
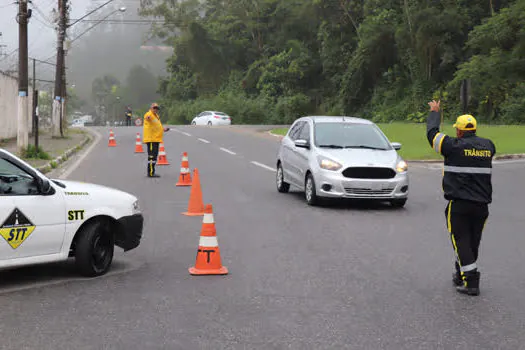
[
  {"xmin": 432, "ymin": 133, "xmax": 446, "ymax": 154},
  {"xmin": 444, "ymin": 165, "xmax": 492, "ymax": 174},
  {"xmin": 460, "ymin": 263, "xmax": 477, "ymax": 272}
]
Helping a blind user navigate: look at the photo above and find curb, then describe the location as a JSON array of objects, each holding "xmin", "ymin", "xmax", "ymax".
[
  {"xmin": 267, "ymin": 130, "xmax": 284, "ymax": 139},
  {"xmin": 267, "ymin": 129, "xmax": 525, "ymax": 163},
  {"xmin": 36, "ymin": 130, "xmax": 93, "ymax": 175}
]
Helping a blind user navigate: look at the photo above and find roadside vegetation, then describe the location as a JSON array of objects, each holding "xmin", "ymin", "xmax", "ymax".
[
  {"xmin": 136, "ymin": 0, "xmax": 525, "ymax": 127},
  {"xmin": 270, "ymin": 123, "xmax": 525, "ymax": 160}
]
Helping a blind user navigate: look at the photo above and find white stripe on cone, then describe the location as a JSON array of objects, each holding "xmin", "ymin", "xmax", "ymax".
[
  {"xmin": 203, "ymin": 213, "xmax": 214, "ymax": 224},
  {"xmin": 199, "ymin": 236, "xmax": 218, "ymax": 247}
]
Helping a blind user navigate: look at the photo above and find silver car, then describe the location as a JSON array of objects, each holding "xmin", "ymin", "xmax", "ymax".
[{"xmin": 276, "ymin": 116, "xmax": 409, "ymax": 207}]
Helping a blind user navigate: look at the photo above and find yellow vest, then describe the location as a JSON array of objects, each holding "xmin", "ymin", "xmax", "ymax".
[{"xmin": 143, "ymin": 110, "xmax": 163, "ymax": 143}]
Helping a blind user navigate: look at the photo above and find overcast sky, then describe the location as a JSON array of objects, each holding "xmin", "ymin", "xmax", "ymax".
[{"xmin": 0, "ymin": 0, "xmax": 129, "ymax": 72}]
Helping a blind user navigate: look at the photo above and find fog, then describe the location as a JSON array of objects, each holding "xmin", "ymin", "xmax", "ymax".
[{"xmin": 65, "ymin": 0, "xmax": 171, "ymax": 112}]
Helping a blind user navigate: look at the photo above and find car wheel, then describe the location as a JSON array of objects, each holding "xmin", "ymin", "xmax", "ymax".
[
  {"xmin": 74, "ymin": 220, "xmax": 114, "ymax": 277},
  {"xmin": 305, "ymin": 173, "xmax": 319, "ymax": 206},
  {"xmin": 390, "ymin": 199, "xmax": 407, "ymax": 208},
  {"xmin": 276, "ymin": 162, "xmax": 290, "ymax": 193},
  {"xmin": 207, "ymin": 121, "xmax": 212, "ymax": 126},
  {"xmin": 191, "ymin": 121, "xmax": 196, "ymax": 125}
]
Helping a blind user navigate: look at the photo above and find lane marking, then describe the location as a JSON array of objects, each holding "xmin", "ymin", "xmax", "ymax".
[
  {"xmin": 182, "ymin": 132, "xmax": 192, "ymax": 136},
  {"xmin": 220, "ymin": 147, "xmax": 236, "ymax": 155},
  {"xmin": 198, "ymin": 138, "xmax": 210, "ymax": 144},
  {"xmin": 59, "ymin": 128, "xmax": 101, "ymax": 180},
  {"xmin": 251, "ymin": 161, "xmax": 276, "ymax": 172}
]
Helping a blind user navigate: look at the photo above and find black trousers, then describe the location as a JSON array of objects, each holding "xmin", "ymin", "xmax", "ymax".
[
  {"xmin": 126, "ymin": 116, "xmax": 132, "ymax": 126},
  {"xmin": 146, "ymin": 142, "xmax": 159, "ymax": 176},
  {"xmin": 445, "ymin": 200, "xmax": 489, "ymax": 275}
]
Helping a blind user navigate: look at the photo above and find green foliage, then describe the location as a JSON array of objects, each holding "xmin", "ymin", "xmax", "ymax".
[
  {"xmin": 140, "ymin": 0, "xmax": 525, "ymax": 125},
  {"xmin": 22, "ymin": 145, "xmax": 51, "ymax": 160},
  {"xmin": 272, "ymin": 122, "xmax": 525, "ymax": 159}
]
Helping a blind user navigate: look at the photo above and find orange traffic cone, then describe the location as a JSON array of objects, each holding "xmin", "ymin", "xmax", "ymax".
[
  {"xmin": 134, "ymin": 133, "xmax": 144, "ymax": 153},
  {"xmin": 182, "ymin": 168, "xmax": 204, "ymax": 216},
  {"xmin": 157, "ymin": 143, "xmax": 169, "ymax": 165},
  {"xmin": 176, "ymin": 152, "xmax": 192, "ymax": 186},
  {"xmin": 108, "ymin": 130, "xmax": 116, "ymax": 147},
  {"xmin": 189, "ymin": 204, "xmax": 228, "ymax": 275}
]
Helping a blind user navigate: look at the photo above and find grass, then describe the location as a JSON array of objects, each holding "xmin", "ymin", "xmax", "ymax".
[
  {"xmin": 21, "ymin": 145, "xmax": 51, "ymax": 160},
  {"xmin": 270, "ymin": 123, "xmax": 525, "ymax": 160}
]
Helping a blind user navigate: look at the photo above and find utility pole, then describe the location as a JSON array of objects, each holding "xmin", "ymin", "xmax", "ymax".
[
  {"xmin": 60, "ymin": 48, "xmax": 66, "ymax": 136},
  {"xmin": 52, "ymin": 0, "xmax": 66, "ymax": 138},
  {"xmin": 32, "ymin": 58, "xmax": 39, "ymax": 150},
  {"xmin": 17, "ymin": 0, "xmax": 30, "ymax": 154}
]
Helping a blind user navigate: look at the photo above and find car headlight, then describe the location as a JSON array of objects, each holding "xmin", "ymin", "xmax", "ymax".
[
  {"xmin": 318, "ymin": 157, "xmax": 342, "ymax": 171},
  {"xmin": 396, "ymin": 160, "xmax": 408, "ymax": 173},
  {"xmin": 132, "ymin": 200, "xmax": 140, "ymax": 213}
]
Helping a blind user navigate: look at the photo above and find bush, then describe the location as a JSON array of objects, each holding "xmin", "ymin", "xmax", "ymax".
[
  {"xmin": 22, "ymin": 145, "xmax": 51, "ymax": 160},
  {"xmin": 274, "ymin": 94, "xmax": 311, "ymax": 124},
  {"xmin": 167, "ymin": 92, "xmax": 276, "ymax": 125}
]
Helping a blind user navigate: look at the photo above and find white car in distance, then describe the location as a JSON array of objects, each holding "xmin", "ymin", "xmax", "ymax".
[
  {"xmin": 191, "ymin": 111, "xmax": 232, "ymax": 126},
  {"xmin": 0, "ymin": 148, "xmax": 144, "ymax": 277}
]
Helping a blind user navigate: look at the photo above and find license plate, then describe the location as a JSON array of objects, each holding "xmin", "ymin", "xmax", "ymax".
[
  {"xmin": 352, "ymin": 181, "xmax": 381, "ymax": 190},
  {"xmin": 369, "ymin": 182, "xmax": 381, "ymax": 190}
]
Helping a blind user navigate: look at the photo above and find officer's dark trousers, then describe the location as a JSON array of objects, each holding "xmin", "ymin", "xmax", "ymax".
[
  {"xmin": 445, "ymin": 200, "xmax": 489, "ymax": 276},
  {"xmin": 126, "ymin": 117, "xmax": 131, "ymax": 126},
  {"xmin": 146, "ymin": 142, "xmax": 159, "ymax": 176}
]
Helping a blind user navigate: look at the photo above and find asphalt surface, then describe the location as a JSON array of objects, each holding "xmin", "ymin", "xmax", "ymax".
[{"xmin": 1, "ymin": 125, "xmax": 525, "ymax": 349}]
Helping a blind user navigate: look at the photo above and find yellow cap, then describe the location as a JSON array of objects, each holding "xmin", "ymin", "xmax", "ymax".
[{"xmin": 453, "ymin": 114, "xmax": 477, "ymax": 131}]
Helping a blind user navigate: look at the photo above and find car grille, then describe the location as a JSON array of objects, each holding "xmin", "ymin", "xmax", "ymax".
[
  {"xmin": 342, "ymin": 167, "xmax": 396, "ymax": 179},
  {"xmin": 343, "ymin": 187, "xmax": 395, "ymax": 196}
]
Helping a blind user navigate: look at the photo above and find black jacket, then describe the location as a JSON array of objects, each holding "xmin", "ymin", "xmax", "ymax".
[{"xmin": 426, "ymin": 111, "xmax": 496, "ymax": 204}]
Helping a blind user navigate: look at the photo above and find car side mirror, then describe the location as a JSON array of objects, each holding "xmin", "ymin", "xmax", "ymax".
[
  {"xmin": 37, "ymin": 177, "xmax": 52, "ymax": 194},
  {"xmin": 295, "ymin": 139, "xmax": 310, "ymax": 149},
  {"xmin": 391, "ymin": 142, "xmax": 402, "ymax": 150}
]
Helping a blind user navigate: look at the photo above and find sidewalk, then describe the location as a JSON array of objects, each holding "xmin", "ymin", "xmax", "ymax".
[{"xmin": 0, "ymin": 128, "xmax": 89, "ymax": 169}]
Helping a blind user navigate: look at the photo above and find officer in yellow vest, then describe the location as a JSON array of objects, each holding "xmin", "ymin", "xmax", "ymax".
[{"xmin": 143, "ymin": 103, "xmax": 169, "ymax": 177}]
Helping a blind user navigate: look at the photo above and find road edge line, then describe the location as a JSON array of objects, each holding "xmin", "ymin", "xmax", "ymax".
[
  {"xmin": 35, "ymin": 129, "xmax": 93, "ymax": 176},
  {"xmin": 57, "ymin": 128, "xmax": 101, "ymax": 179}
]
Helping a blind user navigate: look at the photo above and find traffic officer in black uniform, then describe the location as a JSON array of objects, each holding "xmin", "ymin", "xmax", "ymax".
[
  {"xmin": 426, "ymin": 100, "xmax": 496, "ymax": 296},
  {"xmin": 125, "ymin": 107, "xmax": 133, "ymax": 126}
]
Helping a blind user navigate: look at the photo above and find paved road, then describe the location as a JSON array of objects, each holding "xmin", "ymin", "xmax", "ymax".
[{"xmin": 1, "ymin": 125, "xmax": 525, "ymax": 349}]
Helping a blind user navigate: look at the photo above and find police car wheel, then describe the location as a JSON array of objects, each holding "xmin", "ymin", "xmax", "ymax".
[
  {"xmin": 75, "ymin": 220, "xmax": 115, "ymax": 277},
  {"xmin": 191, "ymin": 121, "xmax": 196, "ymax": 125},
  {"xmin": 390, "ymin": 199, "xmax": 407, "ymax": 208}
]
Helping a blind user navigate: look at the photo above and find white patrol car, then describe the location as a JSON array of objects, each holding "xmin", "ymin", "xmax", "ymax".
[{"xmin": 0, "ymin": 148, "xmax": 143, "ymax": 277}]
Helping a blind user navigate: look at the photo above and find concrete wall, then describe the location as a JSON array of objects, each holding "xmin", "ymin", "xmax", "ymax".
[{"xmin": 0, "ymin": 71, "xmax": 33, "ymax": 140}]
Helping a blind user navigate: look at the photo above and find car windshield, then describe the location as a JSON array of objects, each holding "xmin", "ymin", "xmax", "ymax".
[{"xmin": 314, "ymin": 122, "xmax": 392, "ymax": 150}]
